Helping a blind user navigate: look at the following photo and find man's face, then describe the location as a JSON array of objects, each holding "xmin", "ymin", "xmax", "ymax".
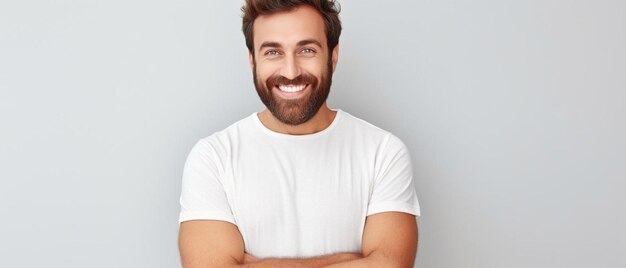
[{"xmin": 250, "ymin": 5, "xmax": 338, "ymax": 125}]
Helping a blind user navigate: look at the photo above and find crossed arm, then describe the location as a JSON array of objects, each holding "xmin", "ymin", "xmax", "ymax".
[{"xmin": 178, "ymin": 211, "xmax": 418, "ymax": 268}]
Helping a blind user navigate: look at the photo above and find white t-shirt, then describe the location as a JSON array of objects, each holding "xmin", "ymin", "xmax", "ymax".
[{"xmin": 179, "ymin": 109, "xmax": 420, "ymax": 258}]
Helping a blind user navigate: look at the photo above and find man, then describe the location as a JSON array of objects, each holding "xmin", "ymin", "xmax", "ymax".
[{"xmin": 178, "ymin": 0, "xmax": 420, "ymax": 267}]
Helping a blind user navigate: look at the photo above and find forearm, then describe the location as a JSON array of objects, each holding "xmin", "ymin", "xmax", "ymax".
[
  {"xmin": 323, "ymin": 251, "xmax": 411, "ymax": 268},
  {"xmin": 323, "ymin": 256, "xmax": 381, "ymax": 268},
  {"xmin": 239, "ymin": 252, "xmax": 362, "ymax": 268}
]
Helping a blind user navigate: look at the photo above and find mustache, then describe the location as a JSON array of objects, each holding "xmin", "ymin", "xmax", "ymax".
[{"xmin": 265, "ymin": 73, "xmax": 318, "ymax": 89}]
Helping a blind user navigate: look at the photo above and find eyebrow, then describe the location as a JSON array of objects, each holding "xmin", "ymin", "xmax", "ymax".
[
  {"xmin": 297, "ymin": 39, "xmax": 322, "ymax": 48},
  {"xmin": 258, "ymin": 39, "xmax": 323, "ymax": 53},
  {"xmin": 259, "ymin": 41, "xmax": 282, "ymax": 52}
]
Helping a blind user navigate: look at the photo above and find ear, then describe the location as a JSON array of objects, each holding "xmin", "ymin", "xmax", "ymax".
[
  {"xmin": 248, "ymin": 50, "xmax": 255, "ymax": 70},
  {"xmin": 331, "ymin": 44, "xmax": 339, "ymax": 73}
]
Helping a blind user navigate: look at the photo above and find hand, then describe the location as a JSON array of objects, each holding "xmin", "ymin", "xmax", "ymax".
[{"xmin": 243, "ymin": 253, "xmax": 260, "ymax": 264}]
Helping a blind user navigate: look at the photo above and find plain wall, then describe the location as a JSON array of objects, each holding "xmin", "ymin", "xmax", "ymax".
[{"xmin": 1, "ymin": 0, "xmax": 624, "ymax": 267}]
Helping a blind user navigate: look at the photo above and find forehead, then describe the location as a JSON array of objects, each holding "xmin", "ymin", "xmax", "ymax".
[{"xmin": 253, "ymin": 5, "xmax": 326, "ymax": 48}]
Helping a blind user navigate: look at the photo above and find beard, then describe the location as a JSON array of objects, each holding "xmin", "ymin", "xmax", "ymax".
[{"xmin": 253, "ymin": 57, "xmax": 333, "ymax": 125}]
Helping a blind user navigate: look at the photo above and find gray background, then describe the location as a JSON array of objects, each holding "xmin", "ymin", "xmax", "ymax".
[{"xmin": 1, "ymin": 0, "xmax": 624, "ymax": 267}]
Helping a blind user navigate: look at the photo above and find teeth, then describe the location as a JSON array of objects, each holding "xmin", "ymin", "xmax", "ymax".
[{"xmin": 278, "ymin": 84, "xmax": 306, "ymax": 93}]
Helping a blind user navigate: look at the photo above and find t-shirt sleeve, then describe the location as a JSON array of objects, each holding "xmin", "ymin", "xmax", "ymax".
[
  {"xmin": 367, "ymin": 134, "xmax": 421, "ymax": 217},
  {"xmin": 178, "ymin": 138, "xmax": 236, "ymax": 224}
]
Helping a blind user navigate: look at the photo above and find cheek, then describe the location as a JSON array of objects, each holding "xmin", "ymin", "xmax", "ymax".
[
  {"xmin": 300, "ymin": 59, "xmax": 327, "ymax": 76},
  {"xmin": 255, "ymin": 62, "xmax": 278, "ymax": 80}
]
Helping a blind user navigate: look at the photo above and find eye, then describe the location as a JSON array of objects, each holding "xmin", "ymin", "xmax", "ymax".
[
  {"xmin": 300, "ymin": 48, "xmax": 316, "ymax": 55},
  {"xmin": 264, "ymin": 50, "xmax": 281, "ymax": 57}
]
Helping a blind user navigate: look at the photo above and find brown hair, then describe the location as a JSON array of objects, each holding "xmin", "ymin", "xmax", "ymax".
[{"xmin": 242, "ymin": 0, "xmax": 342, "ymax": 55}]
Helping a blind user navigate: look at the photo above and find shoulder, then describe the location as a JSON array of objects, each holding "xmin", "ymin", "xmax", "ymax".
[
  {"xmin": 201, "ymin": 113, "xmax": 256, "ymax": 145},
  {"xmin": 189, "ymin": 113, "xmax": 257, "ymax": 158},
  {"xmin": 339, "ymin": 110, "xmax": 388, "ymax": 134},
  {"xmin": 337, "ymin": 110, "xmax": 412, "ymax": 164},
  {"xmin": 338, "ymin": 110, "xmax": 404, "ymax": 146}
]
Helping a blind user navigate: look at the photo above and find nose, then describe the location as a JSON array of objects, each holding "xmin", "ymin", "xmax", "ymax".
[{"xmin": 279, "ymin": 54, "xmax": 301, "ymax": 80}]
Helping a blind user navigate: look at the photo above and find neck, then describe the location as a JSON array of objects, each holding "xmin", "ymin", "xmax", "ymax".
[{"xmin": 257, "ymin": 103, "xmax": 337, "ymax": 135}]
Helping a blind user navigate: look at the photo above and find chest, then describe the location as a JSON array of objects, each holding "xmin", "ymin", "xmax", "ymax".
[{"xmin": 220, "ymin": 141, "xmax": 376, "ymax": 257}]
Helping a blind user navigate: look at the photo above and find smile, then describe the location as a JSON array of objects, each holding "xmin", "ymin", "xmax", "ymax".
[{"xmin": 277, "ymin": 84, "xmax": 307, "ymax": 93}]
